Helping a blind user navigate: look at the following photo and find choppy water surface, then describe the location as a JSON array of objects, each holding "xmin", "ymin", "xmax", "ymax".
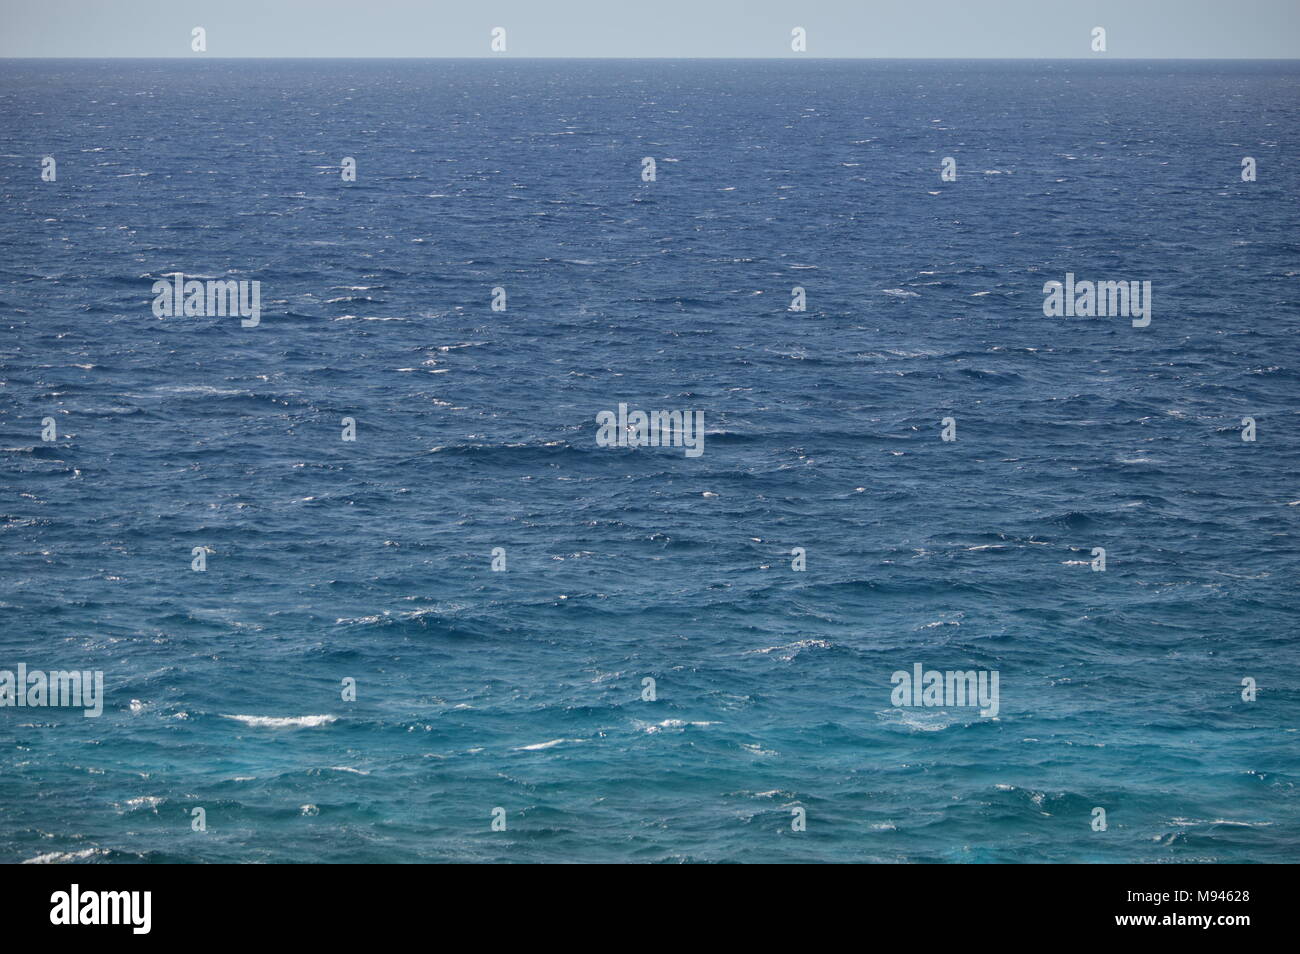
[{"xmin": 1, "ymin": 59, "xmax": 1298, "ymax": 862}]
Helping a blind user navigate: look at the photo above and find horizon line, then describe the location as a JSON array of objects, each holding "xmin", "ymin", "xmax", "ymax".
[{"xmin": 3, "ymin": 55, "xmax": 1299, "ymax": 62}]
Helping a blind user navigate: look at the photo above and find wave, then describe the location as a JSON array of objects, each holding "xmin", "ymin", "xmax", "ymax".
[
  {"xmin": 222, "ymin": 714, "xmax": 338, "ymax": 729},
  {"xmin": 23, "ymin": 847, "xmax": 111, "ymax": 864}
]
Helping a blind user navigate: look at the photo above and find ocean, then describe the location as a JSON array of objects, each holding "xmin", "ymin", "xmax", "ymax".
[{"xmin": 1, "ymin": 58, "xmax": 1297, "ymax": 863}]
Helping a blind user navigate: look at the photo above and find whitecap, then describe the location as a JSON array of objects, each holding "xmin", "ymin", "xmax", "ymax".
[
  {"xmin": 23, "ymin": 847, "xmax": 109, "ymax": 864},
  {"xmin": 876, "ymin": 708, "xmax": 961, "ymax": 732},
  {"xmin": 516, "ymin": 738, "xmax": 586, "ymax": 751},
  {"xmin": 222, "ymin": 714, "xmax": 337, "ymax": 729},
  {"xmin": 637, "ymin": 719, "xmax": 719, "ymax": 734}
]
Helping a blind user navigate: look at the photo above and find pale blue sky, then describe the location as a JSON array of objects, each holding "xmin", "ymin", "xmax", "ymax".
[{"xmin": 2, "ymin": 0, "xmax": 1298, "ymax": 58}]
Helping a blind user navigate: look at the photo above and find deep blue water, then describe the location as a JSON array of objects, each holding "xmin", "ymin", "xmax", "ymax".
[{"xmin": 1, "ymin": 59, "xmax": 1298, "ymax": 863}]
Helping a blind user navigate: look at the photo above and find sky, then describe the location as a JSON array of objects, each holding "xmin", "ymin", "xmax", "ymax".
[{"xmin": 1, "ymin": 0, "xmax": 1298, "ymax": 58}]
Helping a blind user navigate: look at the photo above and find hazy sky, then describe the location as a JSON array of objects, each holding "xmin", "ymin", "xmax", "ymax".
[{"xmin": 2, "ymin": 0, "xmax": 1298, "ymax": 58}]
